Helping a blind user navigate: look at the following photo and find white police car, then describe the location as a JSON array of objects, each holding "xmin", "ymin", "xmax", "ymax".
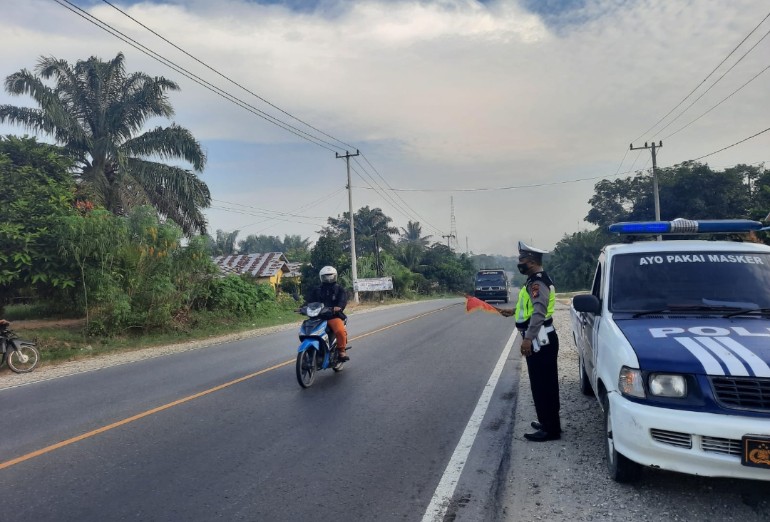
[{"xmin": 571, "ymin": 219, "xmax": 770, "ymax": 482}]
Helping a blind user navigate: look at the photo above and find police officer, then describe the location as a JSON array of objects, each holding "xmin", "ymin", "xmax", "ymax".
[{"xmin": 498, "ymin": 241, "xmax": 561, "ymax": 441}]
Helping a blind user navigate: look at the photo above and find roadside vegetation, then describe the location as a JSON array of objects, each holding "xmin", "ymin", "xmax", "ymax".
[{"xmin": 1, "ymin": 52, "xmax": 768, "ymax": 367}]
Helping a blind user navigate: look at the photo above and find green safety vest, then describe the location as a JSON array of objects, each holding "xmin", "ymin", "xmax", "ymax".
[{"xmin": 515, "ymin": 272, "xmax": 555, "ymax": 328}]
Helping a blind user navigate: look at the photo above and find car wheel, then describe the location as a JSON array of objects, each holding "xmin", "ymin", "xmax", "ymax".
[
  {"xmin": 603, "ymin": 394, "xmax": 642, "ymax": 483},
  {"xmin": 579, "ymin": 354, "xmax": 593, "ymax": 396}
]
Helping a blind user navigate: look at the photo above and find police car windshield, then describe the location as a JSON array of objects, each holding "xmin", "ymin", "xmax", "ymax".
[{"xmin": 609, "ymin": 251, "xmax": 770, "ymax": 313}]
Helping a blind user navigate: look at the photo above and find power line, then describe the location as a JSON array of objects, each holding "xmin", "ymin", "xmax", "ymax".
[
  {"xmin": 210, "ymin": 198, "xmax": 326, "ymax": 220},
  {"xmin": 349, "ymin": 161, "xmax": 445, "ymax": 237},
  {"xmin": 358, "ymin": 152, "xmax": 444, "ymax": 235},
  {"xmin": 355, "ymin": 124, "xmax": 768, "ymax": 193},
  {"xmin": 651, "ymin": 25, "xmax": 770, "ymax": 139},
  {"xmin": 57, "ymin": 0, "xmax": 437, "ymax": 238},
  {"xmin": 354, "ymin": 166, "xmax": 645, "ymax": 192},
  {"xmin": 218, "ymin": 187, "xmax": 346, "ymax": 232},
  {"xmin": 99, "ymin": 0, "xmax": 357, "ymax": 153},
  {"xmin": 52, "ymin": 0, "xmax": 345, "ymax": 152},
  {"xmin": 689, "ymin": 126, "xmax": 770, "ymax": 162},
  {"xmin": 208, "ymin": 205, "xmax": 325, "ymax": 227},
  {"xmin": 632, "ymin": 9, "xmax": 770, "ymax": 143},
  {"xmin": 663, "ymin": 62, "xmax": 770, "ymax": 140}
]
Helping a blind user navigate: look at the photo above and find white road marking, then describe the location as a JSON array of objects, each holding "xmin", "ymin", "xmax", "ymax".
[{"xmin": 421, "ymin": 327, "xmax": 517, "ymax": 522}]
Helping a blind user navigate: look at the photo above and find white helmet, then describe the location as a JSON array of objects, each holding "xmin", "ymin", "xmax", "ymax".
[{"xmin": 319, "ymin": 265, "xmax": 337, "ymax": 283}]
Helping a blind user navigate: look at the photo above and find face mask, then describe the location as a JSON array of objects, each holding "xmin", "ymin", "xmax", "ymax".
[{"xmin": 517, "ymin": 262, "xmax": 529, "ymax": 274}]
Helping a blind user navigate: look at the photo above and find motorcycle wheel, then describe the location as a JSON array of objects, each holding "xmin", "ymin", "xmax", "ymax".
[
  {"xmin": 296, "ymin": 349, "xmax": 316, "ymax": 388},
  {"xmin": 7, "ymin": 344, "xmax": 40, "ymax": 373}
]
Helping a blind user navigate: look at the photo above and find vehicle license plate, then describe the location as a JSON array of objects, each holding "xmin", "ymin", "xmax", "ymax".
[{"xmin": 742, "ymin": 435, "xmax": 770, "ymax": 469}]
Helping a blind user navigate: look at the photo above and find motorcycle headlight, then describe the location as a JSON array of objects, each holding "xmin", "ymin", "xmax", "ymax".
[
  {"xmin": 648, "ymin": 373, "xmax": 687, "ymax": 398},
  {"xmin": 306, "ymin": 303, "xmax": 323, "ymax": 317},
  {"xmin": 619, "ymin": 366, "xmax": 645, "ymax": 398}
]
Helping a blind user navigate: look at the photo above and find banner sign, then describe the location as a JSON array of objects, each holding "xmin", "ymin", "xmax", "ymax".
[{"xmin": 354, "ymin": 277, "xmax": 393, "ymax": 292}]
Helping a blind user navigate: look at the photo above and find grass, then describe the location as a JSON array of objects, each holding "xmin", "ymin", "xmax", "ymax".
[{"xmin": 7, "ymin": 294, "xmax": 453, "ymax": 366}]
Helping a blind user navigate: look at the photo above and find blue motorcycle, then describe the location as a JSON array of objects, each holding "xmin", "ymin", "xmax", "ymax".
[{"xmin": 295, "ymin": 302, "xmax": 346, "ymax": 388}]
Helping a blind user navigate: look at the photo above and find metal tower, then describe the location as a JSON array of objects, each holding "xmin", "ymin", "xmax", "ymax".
[{"xmin": 449, "ymin": 196, "xmax": 458, "ymax": 251}]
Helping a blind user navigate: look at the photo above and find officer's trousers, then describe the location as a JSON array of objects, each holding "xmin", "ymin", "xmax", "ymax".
[{"xmin": 524, "ymin": 330, "xmax": 561, "ymax": 434}]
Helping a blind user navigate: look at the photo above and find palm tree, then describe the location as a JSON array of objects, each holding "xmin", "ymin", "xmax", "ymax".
[
  {"xmin": 399, "ymin": 221, "xmax": 431, "ymax": 247},
  {"xmin": 322, "ymin": 206, "xmax": 399, "ymax": 257},
  {"xmin": 0, "ymin": 53, "xmax": 210, "ymax": 235},
  {"xmin": 209, "ymin": 229, "xmax": 239, "ymax": 256},
  {"xmin": 356, "ymin": 207, "xmax": 398, "ymax": 256},
  {"xmin": 282, "ymin": 234, "xmax": 312, "ymax": 262}
]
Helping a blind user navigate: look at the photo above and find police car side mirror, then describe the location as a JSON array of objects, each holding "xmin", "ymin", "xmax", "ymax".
[{"xmin": 573, "ymin": 294, "xmax": 601, "ymax": 315}]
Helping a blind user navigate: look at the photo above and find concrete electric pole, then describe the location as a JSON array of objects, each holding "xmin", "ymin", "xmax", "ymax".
[
  {"xmin": 336, "ymin": 149, "xmax": 360, "ymax": 303},
  {"xmin": 630, "ymin": 141, "xmax": 663, "ymax": 240}
]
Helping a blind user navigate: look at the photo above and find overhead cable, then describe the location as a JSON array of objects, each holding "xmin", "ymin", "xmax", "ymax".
[
  {"xmin": 100, "ymin": 0, "xmax": 357, "ymax": 152},
  {"xmin": 651, "ymin": 26, "xmax": 770, "ymax": 139},
  {"xmin": 663, "ymin": 62, "xmax": 770, "ymax": 140},
  {"xmin": 52, "ymin": 0, "xmax": 343, "ymax": 152},
  {"xmin": 58, "ymin": 1, "xmax": 446, "ymax": 236},
  {"xmin": 631, "ymin": 8, "xmax": 770, "ymax": 142},
  {"xmin": 356, "ymin": 125, "xmax": 768, "ymax": 193},
  {"xmin": 359, "ymin": 153, "xmax": 444, "ymax": 236}
]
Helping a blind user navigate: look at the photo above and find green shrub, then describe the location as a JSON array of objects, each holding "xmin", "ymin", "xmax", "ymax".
[{"xmin": 208, "ymin": 276, "xmax": 275, "ymax": 317}]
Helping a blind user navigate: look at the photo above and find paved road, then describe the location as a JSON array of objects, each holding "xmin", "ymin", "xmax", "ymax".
[
  {"xmin": 0, "ymin": 299, "xmax": 522, "ymax": 521},
  {"xmin": 2, "ymin": 298, "xmax": 768, "ymax": 522}
]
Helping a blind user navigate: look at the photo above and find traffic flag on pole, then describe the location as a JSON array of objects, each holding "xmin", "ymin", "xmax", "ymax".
[{"xmin": 465, "ymin": 295, "xmax": 501, "ymax": 315}]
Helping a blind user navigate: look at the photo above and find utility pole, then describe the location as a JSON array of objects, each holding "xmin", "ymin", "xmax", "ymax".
[
  {"xmin": 630, "ymin": 141, "xmax": 663, "ymax": 220},
  {"xmin": 336, "ymin": 149, "xmax": 360, "ymax": 303},
  {"xmin": 441, "ymin": 233, "xmax": 456, "ymax": 248},
  {"xmin": 630, "ymin": 141, "xmax": 663, "ymax": 240}
]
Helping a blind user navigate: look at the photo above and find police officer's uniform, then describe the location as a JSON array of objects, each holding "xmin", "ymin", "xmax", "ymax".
[{"xmin": 515, "ymin": 241, "xmax": 561, "ymax": 438}]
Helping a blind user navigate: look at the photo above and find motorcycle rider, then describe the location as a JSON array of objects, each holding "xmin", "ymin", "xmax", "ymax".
[{"xmin": 306, "ymin": 266, "xmax": 349, "ymax": 361}]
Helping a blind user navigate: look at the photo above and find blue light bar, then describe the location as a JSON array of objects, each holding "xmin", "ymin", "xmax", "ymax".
[{"xmin": 609, "ymin": 218, "xmax": 763, "ymax": 235}]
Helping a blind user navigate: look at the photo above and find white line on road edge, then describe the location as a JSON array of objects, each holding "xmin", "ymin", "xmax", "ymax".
[{"xmin": 421, "ymin": 327, "xmax": 518, "ymax": 522}]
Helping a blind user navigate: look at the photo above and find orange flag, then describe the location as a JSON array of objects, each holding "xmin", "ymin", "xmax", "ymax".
[{"xmin": 465, "ymin": 295, "xmax": 502, "ymax": 315}]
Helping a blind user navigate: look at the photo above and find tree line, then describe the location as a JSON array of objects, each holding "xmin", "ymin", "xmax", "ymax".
[
  {"xmin": 2, "ymin": 52, "xmax": 766, "ymax": 334},
  {"xmin": 0, "ymin": 54, "xmax": 477, "ymax": 336},
  {"xmin": 548, "ymin": 162, "xmax": 769, "ymax": 291}
]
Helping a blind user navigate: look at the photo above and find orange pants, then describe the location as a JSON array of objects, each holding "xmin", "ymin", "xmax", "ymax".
[{"xmin": 328, "ymin": 317, "xmax": 347, "ymax": 349}]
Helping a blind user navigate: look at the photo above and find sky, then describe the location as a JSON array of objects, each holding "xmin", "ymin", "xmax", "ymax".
[{"xmin": 1, "ymin": 0, "xmax": 769, "ymax": 256}]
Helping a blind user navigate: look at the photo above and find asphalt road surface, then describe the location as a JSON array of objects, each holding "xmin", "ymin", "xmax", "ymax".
[
  {"xmin": 2, "ymin": 298, "xmax": 768, "ymax": 522},
  {"xmin": 0, "ymin": 299, "xmax": 522, "ymax": 521}
]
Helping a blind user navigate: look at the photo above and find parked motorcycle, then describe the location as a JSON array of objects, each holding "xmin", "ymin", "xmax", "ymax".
[
  {"xmin": 295, "ymin": 302, "xmax": 346, "ymax": 388},
  {"xmin": 0, "ymin": 321, "xmax": 40, "ymax": 373}
]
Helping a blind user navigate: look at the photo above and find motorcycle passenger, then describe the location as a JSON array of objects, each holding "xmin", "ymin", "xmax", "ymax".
[{"xmin": 307, "ymin": 266, "xmax": 349, "ymax": 361}]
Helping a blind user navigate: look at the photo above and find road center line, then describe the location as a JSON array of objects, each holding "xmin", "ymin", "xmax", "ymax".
[
  {"xmin": 421, "ymin": 327, "xmax": 518, "ymax": 522},
  {"xmin": 0, "ymin": 304, "xmax": 457, "ymax": 471}
]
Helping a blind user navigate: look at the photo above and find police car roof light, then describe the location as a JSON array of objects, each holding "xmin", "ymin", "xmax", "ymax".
[{"xmin": 608, "ymin": 218, "xmax": 763, "ymax": 235}]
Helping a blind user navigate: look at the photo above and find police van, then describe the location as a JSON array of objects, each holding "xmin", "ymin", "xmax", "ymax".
[{"xmin": 570, "ymin": 219, "xmax": 770, "ymax": 482}]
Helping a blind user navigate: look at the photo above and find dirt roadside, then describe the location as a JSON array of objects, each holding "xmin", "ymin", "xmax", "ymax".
[{"xmin": 0, "ymin": 300, "xmax": 412, "ymax": 391}]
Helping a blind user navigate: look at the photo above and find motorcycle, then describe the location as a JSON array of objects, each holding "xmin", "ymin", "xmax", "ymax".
[
  {"xmin": 0, "ymin": 321, "xmax": 40, "ymax": 373},
  {"xmin": 295, "ymin": 302, "xmax": 346, "ymax": 388}
]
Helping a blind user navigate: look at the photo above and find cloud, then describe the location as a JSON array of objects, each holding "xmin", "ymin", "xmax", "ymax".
[{"xmin": 1, "ymin": 0, "xmax": 769, "ymax": 255}]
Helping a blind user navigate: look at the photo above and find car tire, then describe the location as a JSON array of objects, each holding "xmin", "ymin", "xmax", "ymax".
[
  {"xmin": 579, "ymin": 354, "xmax": 593, "ymax": 396},
  {"xmin": 603, "ymin": 394, "xmax": 642, "ymax": 483}
]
